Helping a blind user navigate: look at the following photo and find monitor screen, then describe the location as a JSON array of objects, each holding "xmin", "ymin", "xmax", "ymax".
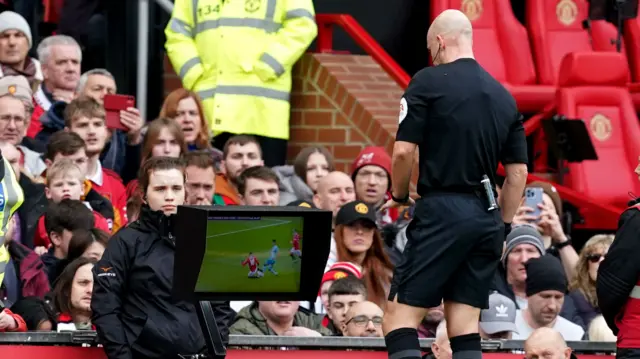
[{"xmin": 195, "ymin": 215, "xmax": 304, "ymax": 293}]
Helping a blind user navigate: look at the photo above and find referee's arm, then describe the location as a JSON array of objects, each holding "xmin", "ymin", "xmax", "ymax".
[
  {"xmin": 499, "ymin": 114, "xmax": 528, "ymax": 224},
  {"xmin": 389, "ymin": 78, "xmax": 429, "ymax": 202}
]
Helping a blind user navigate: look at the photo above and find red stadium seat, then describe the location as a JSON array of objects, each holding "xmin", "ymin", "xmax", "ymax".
[
  {"xmin": 526, "ymin": 0, "xmax": 622, "ymax": 85},
  {"xmin": 430, "ymin": 0, "xmax": 553, "ymax": 112},
  {"xmin": 557, "ymin": 52, "xmax": 640, "ymax": 228},
  {"xmin": 624, "ymin": 17, "xmax": 640, "ymax": 82}
]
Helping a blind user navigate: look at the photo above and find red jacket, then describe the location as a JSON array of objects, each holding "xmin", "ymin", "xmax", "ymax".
[
  {"xmin": 34, "ymin": 210, "xmax": 110, "ymax": 248},
  {"xmin": 28, "ymin": 93, "xmax": 49, "ymax": 138},
  {"xmin": 0, "ymin": 309, "xmax": 27, "ymax": 332},
  {"xmin": 90, "ymin": 168, "xmax": 128, "ymax": 225}
]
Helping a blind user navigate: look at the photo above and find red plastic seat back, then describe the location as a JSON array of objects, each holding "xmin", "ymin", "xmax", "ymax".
[
  {"xmin": 624, "ymin": 17, "xmax": 640, "ymax": 82},
  {"xmin": 430, "ymin": 0, "xmax": 537, "ymax": 85},
  {"xmin": 558, "ymin": 52, "xmax": 640, "ymax": 209}
]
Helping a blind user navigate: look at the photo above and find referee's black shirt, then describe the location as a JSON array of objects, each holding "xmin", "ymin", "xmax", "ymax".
[{"xmin": 396, "ymin": 58, "xmax": 528, "ymax": 196}]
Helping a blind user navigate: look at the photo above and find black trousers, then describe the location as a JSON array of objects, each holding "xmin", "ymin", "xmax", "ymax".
[{"xmin": 212, "ymin": 132, "xmax": 288, "ymax": 167}]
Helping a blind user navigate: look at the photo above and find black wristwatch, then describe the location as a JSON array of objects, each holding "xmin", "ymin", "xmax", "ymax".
[
  {"xmin": 556, "ymin": 237, "xmax": 573, "ymax": 249},
  {"xmin": 392, "ymin": 193, "xmax": 410, "ymax": 204}
]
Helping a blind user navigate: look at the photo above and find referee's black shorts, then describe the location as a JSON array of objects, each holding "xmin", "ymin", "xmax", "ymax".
[{"xmin": 389, "ymin": 192, "xmax": 504, "ymax": 309}]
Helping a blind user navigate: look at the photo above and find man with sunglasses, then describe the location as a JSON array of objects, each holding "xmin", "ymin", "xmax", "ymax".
[
  {"xmin": 598, "ymin": 195, "xmax": 640, "ymax": 358},
  {"xmin": 341, "ymin": 301, "xmax": 384, "ymax": 337},
  {"xmin": 380, "ymin": 8, "xmax": 528, "ymax": 359}
]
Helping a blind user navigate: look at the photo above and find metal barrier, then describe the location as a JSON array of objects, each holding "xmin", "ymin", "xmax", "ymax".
[{"xmin": 0, "ymin": 332, "xmax": 618, "ymax": 353}]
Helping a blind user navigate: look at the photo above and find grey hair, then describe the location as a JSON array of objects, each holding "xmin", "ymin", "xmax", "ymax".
[
  {"xmin": 36, "ymin": 35, "xmax": 82, "ymax": 64},
  {"xmin": 77, "ymin": 68, "xmax": 116, "ymax": 93}
]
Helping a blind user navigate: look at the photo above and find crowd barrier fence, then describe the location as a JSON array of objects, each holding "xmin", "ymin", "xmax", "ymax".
[{"xmin": 0, "ymin": 332, "xmax": 617, "ymax": 358}]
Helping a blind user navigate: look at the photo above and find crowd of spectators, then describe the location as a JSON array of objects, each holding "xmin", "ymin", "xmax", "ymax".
[{"xmin": 0, "ymin": 5, "xmax": 629, "ymax": 353}]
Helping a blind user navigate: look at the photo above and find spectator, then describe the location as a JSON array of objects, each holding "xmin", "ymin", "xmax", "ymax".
[
  {"xmin": 317, "ymin": 261, "xmax": 363, "ymax": 314},
  {"xmin": 237, "ymin": 166, "xmax": 280, "ymax": 206},
  {"xmin": 324, "ymin": 276, "xmax": 367, "ymax": 335},
  {"xmin": 76, "ymin": 69, "xmax": 144, "ymax": 182},
  {"xmin": 0, "ymin": 75, "xmax": 46, "ymax": 176},
  {"xmin": 417, "ymin": 302, "xmax": 444, "ymax": 338},
  {"xmin": 587, "ymin": 315, "xmax": 616, "ymax": 342},
  {"xmin": 0, "ymin": 304, "xmax": 27, "ymax": 332},
  {"xmin": 166, "ymin": 0, "xmax": 317, "ymax": 167},
  {"xmin": 274, "ymin": 146, "xmax": 335, "ymax": 205},
  {"xmin": 430, "ymin": 321, "xmax": 451, "ymax": 359},
  {"xmin": 493, "ymin": 224, "xmax": 581, "ymax": 326},
  {"xmin": 0, "ymin": 140, "xmax": 47, "ymax": 250},
  {"xmin": 1, "ymin": 214, "xmax": 50, "ymax": 307},
  {"xmin": 159, "ymin": 88, "xmax": 214, "ymax": 153},
  {"xmin": 40, "ymin": 199, "xmax": 96, "ymax": 285},
  {"xmin": 125, "ymin": 117, "xmax": 186, "ymax": 199},
  {"xmin": 513, "ymin": 255, "xmax": 585, "ymax": 340},
  {"xmin": 524, "ymin": 327, "xmax": 572, "ymax": 359},
  {"xmin": 9, "ymin": 296, "xmax": 57, "ymax": 331},
  {"xmin": 64, "ymin": 97, "xmax": 127, "ymax": 223},
  {"xmin": 313, "ymin": 171, "xmax": 356, "ymax": 229},
  {"xmin": 92, "ymin": 157, "xmax": 234, "ymax": 358},
  {"xmin": 332, "ymin": 201, "xmax": 394, "ymax": 308},
  {"xmin": 214, "ymin": 135, "xmax": 264, "ymax": 206},
  {"xmin": 30, "ymin": 35, "xmax": 81, "ymax": 138},
  {"xmin": 66, "ymin": 228, "xmax": 110, "ymax": 262},
  {"xmin": 33, "ymin": 159, "xmax": 111, "ymax": 249},
  {"xmin": 52, "ymin": 256, "xmax": 95, "ymax": 331},
  {"xmin": 341, "ymin": 301, "xmax": 384, "ymax": 337},
  {"xmin": 568, "ymin": 234, "xmax": 613, "ymax": 328},
  {"xmin": 512, "ymin": 182, "xmax": 579, "ymax": 279},
  {"xmin": 0, "ymin": 11, "xmax": 43, "ymax": 90},
  {"xmin": 184, "ymin": 151, "xmax": 216, "ymax": 206},
  {"xmin": 479, "ymin": 292, "xmax": 518, "ymax": 340},
  {"xmin": 43, "ymin": 131, "xmax": 122, "ymax": 233},
  {"xmin": 230, "ymin": 301, "xmax": 331, "ymax": 336},
  {"xmin": 351, "ymin": 147, "xmax": 402, "ymax": 227}
]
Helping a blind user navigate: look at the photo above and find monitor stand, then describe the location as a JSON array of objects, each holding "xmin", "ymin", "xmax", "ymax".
[{"xmin": 194, "ymin": 301, "xmax": 227, "ymax": 359}]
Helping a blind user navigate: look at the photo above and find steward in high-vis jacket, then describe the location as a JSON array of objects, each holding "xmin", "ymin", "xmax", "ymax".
[
  {"xmin": 0, "ymin": 153, "xmax": 25, "ymax": 291},
  {"xmin": 597, "ymin": 198, "xmax": 640, "ymax": 359},
  {"xmin": 91, "ymin": 205, "xmax": 234, "ymax": 359},
  {"xmin": 164, "ymin": 0, "xmax": 317, "ymax": 144}
]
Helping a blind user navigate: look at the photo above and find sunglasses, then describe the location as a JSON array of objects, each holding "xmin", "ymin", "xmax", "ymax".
[{"xmin": 587, "ymin": 254, "xmax": 605, "ymax": 263}]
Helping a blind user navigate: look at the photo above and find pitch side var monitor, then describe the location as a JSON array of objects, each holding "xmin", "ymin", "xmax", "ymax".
[{"xmin": 173, "ymin": 205, "xmax": 333, "ymax": 302}]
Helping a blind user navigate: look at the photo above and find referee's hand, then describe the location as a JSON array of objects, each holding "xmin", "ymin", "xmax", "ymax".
[{"xmin": 380, "ymin": 197, "xmax": 415, "ymax": 212}]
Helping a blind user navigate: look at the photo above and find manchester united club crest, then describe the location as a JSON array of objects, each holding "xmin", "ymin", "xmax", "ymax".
[
  {"xmin": 589, "ymin": 114, "xmax": 612, "ymax": 142},
  {"xmin": 556, "ymin": 0, "xmax": 578, "ymax": 26},
  {"xmin": 461, "ymin": 0, "xmax": 483, "ymax": 21},
  {"xmin": 245, "ymin": 0, "xmax": 261, "ymax": 13}
]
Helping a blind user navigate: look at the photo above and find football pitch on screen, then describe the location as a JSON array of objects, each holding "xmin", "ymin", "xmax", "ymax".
[{"xmin": 195, "ymin": 217, "xmax": 303, "ymax": 293}]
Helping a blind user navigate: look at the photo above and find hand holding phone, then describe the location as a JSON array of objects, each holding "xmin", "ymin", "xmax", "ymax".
[
  {"xmin": 523, "ymin": 187, "xmax": 544, "ymax": 221},
  {"xmin": 104, "ymin": 94, "xmax": 136, "ymax": 131}
]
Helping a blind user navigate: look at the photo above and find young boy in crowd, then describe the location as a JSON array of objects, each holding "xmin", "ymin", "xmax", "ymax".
[
  {"xmin": 40, "ymin": 200, "xmax": 96, "ymax": 285},
  {"xmin": 33, "ymin": 159, "xmax": 111, "ymax": 249},
  {"xmin": 43, "ymin": 131, "xmax": 123, "ymax": 233},
  {"xmin": 63, "ymin": 97, "xmax": 127, "ymax": 223}
]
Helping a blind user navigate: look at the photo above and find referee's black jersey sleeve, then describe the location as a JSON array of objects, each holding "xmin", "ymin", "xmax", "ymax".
[
  {"xmin": 501, "ymin": 114, "xmax": 528, "ymax": 165},
  {"xmin": 396, "ymin": 75, "xmax": 429, "ymax": 144}
]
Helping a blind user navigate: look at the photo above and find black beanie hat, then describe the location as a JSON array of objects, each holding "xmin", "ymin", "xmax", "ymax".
[{"xmin": 525, "ymin": 255, "xmax": 567, "ymax": 297}]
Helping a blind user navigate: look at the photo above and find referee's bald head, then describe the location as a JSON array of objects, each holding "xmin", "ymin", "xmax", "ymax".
[{"xmin": 427, "ymin": 9, "xmax": 474, "ymax": 65}]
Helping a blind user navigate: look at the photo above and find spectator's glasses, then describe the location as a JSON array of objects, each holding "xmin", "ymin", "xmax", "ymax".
[
  {"xmin": 345, "ymin": 315, "xmax": 383, "ymax": 327},
  {"xmin": 587, "ymin": 253, "xmax": 605, "ymax": 263}
]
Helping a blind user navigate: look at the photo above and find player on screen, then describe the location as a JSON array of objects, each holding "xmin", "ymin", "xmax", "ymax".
[
  {"xmin": 263, "ymin": 239, "xmax": 279, "ymax": 275},
  {"xmin": 289, "ymin": 230, "xmax": 302, "ymax": 260},
  {"xmin": 241, "ymin": 252, "xmax": 263, "ymax": 278}
]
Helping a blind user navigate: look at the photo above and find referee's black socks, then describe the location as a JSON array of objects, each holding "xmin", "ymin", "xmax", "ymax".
[
  {"xmin": 384, "ymin": 327, "xmax": 421, "ymax": 359},
  {"xmin": 450, "ymin": 333, "xmax": 482, "ymax": 359}
]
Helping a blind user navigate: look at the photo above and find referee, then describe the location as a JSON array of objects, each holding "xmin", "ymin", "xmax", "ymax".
[{"xmin": 380, "ymin": 9, "xmax": 528, "ymax": 359}]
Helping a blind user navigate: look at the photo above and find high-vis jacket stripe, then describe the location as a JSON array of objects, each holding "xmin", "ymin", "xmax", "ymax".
[
  {"xmin": 0, "ymin": 156, "xmax": 25, "ymax": 286},
  {"xmin": 197, "ymin": 85, "xmax": 290, "ymax": 101}
]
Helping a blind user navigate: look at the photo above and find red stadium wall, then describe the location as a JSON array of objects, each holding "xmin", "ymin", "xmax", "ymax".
[{"xmin": 0, "ymin": 347, "xmax": 615, "ymax": 359}]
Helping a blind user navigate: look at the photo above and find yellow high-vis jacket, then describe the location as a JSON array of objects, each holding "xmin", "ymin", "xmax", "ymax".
[
  {"xmin": 0, "ymin": 156, "xmax": 25, "ymax": 288},
  {"xmin": 165, "ymin": 0, "xmax": 317, "ymax": 140}
]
